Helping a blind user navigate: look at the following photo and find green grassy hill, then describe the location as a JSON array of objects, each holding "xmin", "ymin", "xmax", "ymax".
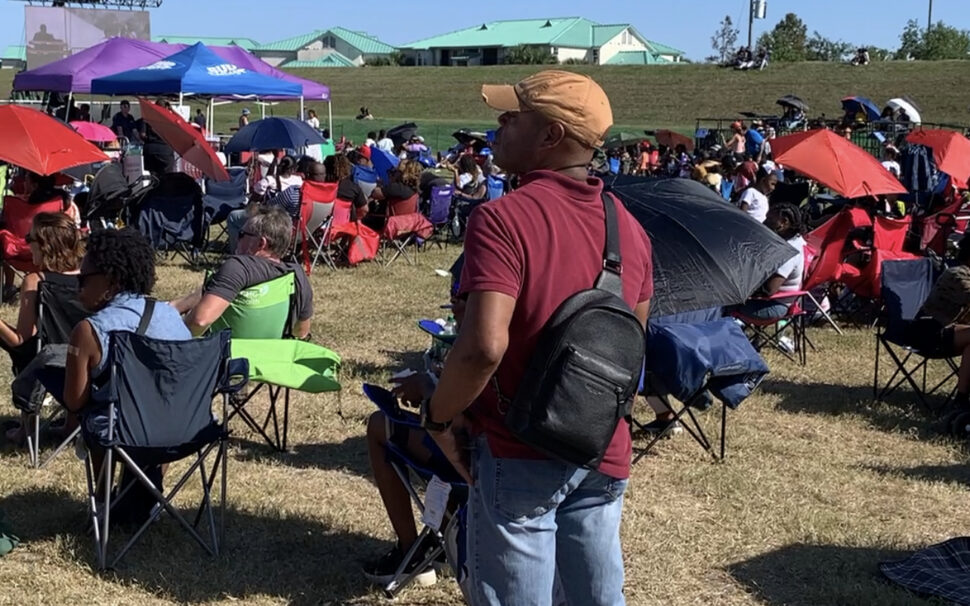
[{"xmin": 3, "ymin": 61, "xmax": 969, "ymax": 151}]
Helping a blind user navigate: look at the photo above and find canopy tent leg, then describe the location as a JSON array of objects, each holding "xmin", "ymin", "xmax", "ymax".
[
  {"xmin": 300, "ymin": 96, "xmax": 304, "ymax": 121},
  {"xmin": 327, "ymin": 100, "xmax": 332, "ymax": 136},
  {"xmin": 64, "ymin": 91, "xmax": 72, "ymax": 123}
]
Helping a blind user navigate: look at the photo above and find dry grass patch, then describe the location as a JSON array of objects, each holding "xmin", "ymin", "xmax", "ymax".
[{"xmin": 0, "ymin": 247, "xmax": 967, "ymax": 604}]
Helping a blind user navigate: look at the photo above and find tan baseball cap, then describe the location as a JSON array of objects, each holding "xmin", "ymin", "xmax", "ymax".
[{"xmin": 481, "ymin": 70, "xmax": 613, "ymax": 149}]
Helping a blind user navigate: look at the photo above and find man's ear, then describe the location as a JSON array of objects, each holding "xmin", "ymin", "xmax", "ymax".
[{"xmin": 537, "ymin": 122, "xmax": 568, "ymax": 151}]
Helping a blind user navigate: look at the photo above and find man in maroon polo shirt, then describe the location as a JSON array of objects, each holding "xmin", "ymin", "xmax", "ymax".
[{"xmin": 424, "ymin": 71, "xmax": 653, "ymax": 605}]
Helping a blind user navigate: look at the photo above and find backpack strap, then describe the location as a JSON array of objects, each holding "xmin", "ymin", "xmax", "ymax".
[
  {"xmin": 594, "ymin": 192, "xmax": 624, "ymax": 297},
  {"xmin": 136, "ymin": 298, "xmax": 156, "ymax": 336}
]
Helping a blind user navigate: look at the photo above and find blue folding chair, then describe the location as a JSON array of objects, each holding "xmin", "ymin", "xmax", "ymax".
[
  {"xmin": 353, "ymin": 163, "xmax": 379, "ymax": 199},
  {"xmin": 203, "ymin": 167, "xmax": 248, "ymax": 252},
  {"xmin": 633, "ymin": 317, "xmax": 769, "ymax": 462},
  {"xmin": 608, "ymin": 158, "xmax": 621, "ymax": 175},
  {"xmin": 486, "ymin": 175, "xmax": 505, "ymax": 201},
  {"xmin": 80, "ymin": 329, "xmax": 248, "ymax": 570},
  {"xmin": 362, "ymin": 383, "xmax": 470, "ymax": 600},
  {"xmin": 873, "ymin": 258, "xmax": 957, "ymax": 411}
]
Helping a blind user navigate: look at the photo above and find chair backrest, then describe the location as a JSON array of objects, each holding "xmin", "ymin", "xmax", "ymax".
[
  {"xmin": 881, "ymin": 258, "xmax": 937, "ymax": 337},
  {"xmin": 873, "ymin": 215, "xmax": 911, "ymax": 254},
  {"xmin": 331, "ymin": 199, "xmax": 353, "ymax": 226},
  {"xmin": 486, "ymin": 176, "xmax": 505, "ymax": 201},
  {"xmin": 100, "ymin": 330, "xmax": 230, "ymax": 448},
  {"xmin": 204, "ymin": 166, "xmax": 248, "ymax": 203},
  {"xmin": 3, "ymin": 196, "xmax": 64, "ymax": 237},
  {"xmin": 37, "ymin": 279, "xmax": 89, "ymax": 347},
  {"xmin": 389, "ymin": 193, "xmax": 419, "ymax": 217},
  {"xmin": 300, "ymin": 180, "xmax": 338, "ymax": 233},
  {"xmin": 428, "ymin": 185, "xmax": 453, "ymax": 224},
  {"xmin": 352, "ymin": 164, "xmax": 378, "ymax": 199},
  {"xmin": 209, "ymin": 271, "xmax": 295, "ymax": 339},
  {"xmin": 608, "ymin": 158, "xmax": 620, "ymax": 174}
]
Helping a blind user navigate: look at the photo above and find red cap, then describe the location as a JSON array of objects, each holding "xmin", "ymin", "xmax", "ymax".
[{"xmin": 358, "ymin": 145, "xmax": 371, "ymax": 160}]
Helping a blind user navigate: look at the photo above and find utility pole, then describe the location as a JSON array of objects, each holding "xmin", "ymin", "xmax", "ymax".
[
  {"xmin": 748, "ymin": 0, "xmax": 754, "ymax": 48},
  {"xmin": 927, "ymin": 0, "xmax": 934, "ymax": 33}
]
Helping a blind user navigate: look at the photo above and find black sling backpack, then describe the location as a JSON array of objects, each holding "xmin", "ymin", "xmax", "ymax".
[{"xmin": 501, "ymin": 192, "xmax": 645, "ymax": 469}]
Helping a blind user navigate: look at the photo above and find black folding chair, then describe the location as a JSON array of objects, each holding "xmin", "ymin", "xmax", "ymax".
[
  {"xmin": 14, "ymin": 279, "xmax": 90, "ymax": 468},
  {"xmin": 81, "ymin": 328, "xmax": 247, "ymax": 570},
  {"xmin": 873, "ymin": 258, "xmax": 958, "ymax": 411}
]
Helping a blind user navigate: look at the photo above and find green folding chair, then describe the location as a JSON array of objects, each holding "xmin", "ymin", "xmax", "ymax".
[
  {"xmin": 211, "ymin": 272, "xmax": 296, "ymax": 451},
  {"xmin": 211, "ymin": 272, "xmax": 341, "ymax": 451}
]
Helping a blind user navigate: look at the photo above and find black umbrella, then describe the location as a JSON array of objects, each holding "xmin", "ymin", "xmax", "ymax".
[
  {"xmin": 387, "ymin": 122, "xmax": 418, "ymax": 147},
  {"xmin": 608, "ymin": 177, "xmax": 798, "ymax": 317},
  {"xmin": 776, "ymin": 94, "xmax": 809, "ymax": 112}
]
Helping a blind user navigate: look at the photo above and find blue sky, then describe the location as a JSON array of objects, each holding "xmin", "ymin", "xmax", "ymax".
[{"xmin": 1, "ymin": 0, "xmax": 968, "ymax": 61}]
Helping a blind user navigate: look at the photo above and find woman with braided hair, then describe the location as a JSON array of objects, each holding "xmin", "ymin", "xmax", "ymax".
[{"xmin": 729, "ymin": 202, "xmax": 806, "ymax": 320}]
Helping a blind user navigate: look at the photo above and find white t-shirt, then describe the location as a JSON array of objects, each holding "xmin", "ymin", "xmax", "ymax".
[
  {"xmin": 739, "ymin": 187, "xmax": 769, "ymax": 223},
  {"xmin": 882, "ymin": 160, "xmax": 901, "ymax": 177},
  {"xmin": 458, "ymin": 171, "xmax": 485, "ymax": 190},
  {"xmin": 255, "ymin": 173, "xmax": 304, "ymax": 197},
  {"xmin": 376, "ymin": 137, "xmax": 394, "ymax": 151},
  {"xmin": 776, "ymin": 235, "xmax": 806, "ymax": 293},
  {"xmin": 364, "ymin": 138, "xmax": 376, "ymax": 147},
  {"xmin": 306, "ymin": 116, "xmax": 320, "ymax": 130}
]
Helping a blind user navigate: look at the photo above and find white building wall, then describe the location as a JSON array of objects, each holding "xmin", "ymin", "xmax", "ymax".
[
  {"xmin": 555, "ymin": 46, "xmax": 589, "ymax": 62},
  {"xmin": 255, "ymin": 52, "xmax": 291, "ymax": 67},
  {"xmin": 597, "ymin": 28, "xmax": 648, "ymax": 64}
]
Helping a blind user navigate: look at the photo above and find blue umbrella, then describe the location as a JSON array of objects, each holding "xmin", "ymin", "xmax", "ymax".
[
  {"xmin": 841, "ymin": 96, "xmax": 881, "ymax": 122},
  {"xmin": 370, "ymin": 146, "xmax": 400, "ymax": 184},
  {"xmin": 224, "ymin": 117, "xmax": 324, "ymax": 153}
]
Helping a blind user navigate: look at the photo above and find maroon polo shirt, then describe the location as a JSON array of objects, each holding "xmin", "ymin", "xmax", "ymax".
[{"xmin": 460, "ymin": 170, "xmax": 653, "ymax": 480}]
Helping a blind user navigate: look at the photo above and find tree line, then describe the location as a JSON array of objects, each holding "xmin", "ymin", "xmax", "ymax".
[{"xmin": 710, "ymin": 13, "xmax": 970, "ymax": 63}]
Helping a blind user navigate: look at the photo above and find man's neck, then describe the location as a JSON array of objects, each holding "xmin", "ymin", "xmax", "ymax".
[{"xmin": 251, "ymin": 250, "xmax": 280, "ymax": 263}]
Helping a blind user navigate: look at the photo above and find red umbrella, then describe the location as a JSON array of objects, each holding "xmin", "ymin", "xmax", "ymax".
[
  {"xmin": 654, "ymin": 129, "xmax": 694, "ymax": 152},
  {"xmin": 69, "ymin": 121, "xmax": 117, "ymax": 143},
  {"xmin": 137, "ymin": 98, "xmax": 229, "ymax": 182},
  {"xmin": 0, "ymin": 105, "xmax": 108, "ymax": 175},
  {"xmin": 771, "ymin": 129, "xmax": 907, "ymax": 198},
  {"xmin": 906, "ymin": 129, "xmax": 970, "ymax": 187}
]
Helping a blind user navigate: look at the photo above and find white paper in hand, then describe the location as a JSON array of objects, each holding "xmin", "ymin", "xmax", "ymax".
[{"xmin": 421, "ymin": 475, "xmax": 452, "ymax": 532}]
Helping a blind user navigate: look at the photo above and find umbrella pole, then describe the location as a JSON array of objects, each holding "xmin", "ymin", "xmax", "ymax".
[
  {"xmin": 64, "ymin": 91, "xmax": 72, "ymax": 123},
  {"xmin": 327, "ymin": 100, "xmax": 333, "ymax": 136},
  {"xmin": 299, "ymin": 96, "xmax": 304, "ymax": 121}
]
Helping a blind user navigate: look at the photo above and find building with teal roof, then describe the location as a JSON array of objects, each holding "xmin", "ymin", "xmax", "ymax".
[
  {"xmin": 152, "ymin": 36, "xmax": 261, "ymax": 50},
  {"xmin": 1, "ymin": 45, "xmax": 26, "ymax": 70},
  {"xmin": 254, "ymin": 27, "xmax": 395, "ymax": 68},
  {"xmin": 398, "ymin": 17, "xmax": 684, "ymax": 66}
]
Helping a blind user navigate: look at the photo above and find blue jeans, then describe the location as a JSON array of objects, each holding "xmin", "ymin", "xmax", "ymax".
[
  {"xmin": 467, "ymin": 436, "xmax": 627, "ymax": 606},
  {"xmin": 226, "ymin": 208, "xmax": 249, "ymax": 253},
  {"xmin": 731, "ymin": 298, "xmax": 789, "ymax": 321}
]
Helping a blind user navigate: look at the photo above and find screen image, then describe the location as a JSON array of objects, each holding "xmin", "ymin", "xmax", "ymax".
[{"xmin": 25, "ymin": 6, "xmax": 151, "ymax": 69}]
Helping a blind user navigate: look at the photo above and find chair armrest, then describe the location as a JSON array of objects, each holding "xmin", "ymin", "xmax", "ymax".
[{"xmin": 223, "ymin": 358, "xmax": 250, "ymax": 394}]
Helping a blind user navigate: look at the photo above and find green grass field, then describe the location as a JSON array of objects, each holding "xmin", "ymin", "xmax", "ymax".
[{"xmin": 3, "ymin": 61, "xmax": 970, "ymax": 151}]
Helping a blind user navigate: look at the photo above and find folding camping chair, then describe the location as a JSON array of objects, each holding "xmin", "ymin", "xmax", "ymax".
[
  {"xmin": 631, "ymin": 318, "xmax": 769, "ymax": 463},
  {"xmin": 19, "ymin": 279, "xmax": 90, "ymax": 468},
  {"xmin": 730, "ymin": 294, "xmax": 812, "ymax": 365},
  {"xmin": 0, "ymin": 195, "xmax": 64, "ymax": 294},
  {"xmin": 486, "ymin": 175, "xmax": 506, "ymax": 201},
  {"xmin": 211, "ymin": 272, "xmax": 296, "ymax": 452},
  {"xmin": 353, "ymin": 164, "xmax": 379, "ymax": 200},
  {"xmin": 294, "ymin": 180, "xmax": 337, "ymax": 272},
  {"xmin": 136, "ymin": 173, "xmax": 206, "ymax": 266},
  {"xmin": 380, "ymin": 195, "xmax": 433, "ymax": 267},
  {"xmin": 425, "ymin": 185, "xmax": 454, "ymax": 248},
  {"xmin": 81, "ymin": 329, "xmax": 247, "ymax": 570},
  {"xmin": 362, "ymin": 383, "xmax": 470, "ymax": 600},
  {"xmin": 202, "ymin": 166, "xmax": 248, "ymax": 252},
  {"xmin": 873, "ymin": 258, "xmax": 958, "ymax": 411}
]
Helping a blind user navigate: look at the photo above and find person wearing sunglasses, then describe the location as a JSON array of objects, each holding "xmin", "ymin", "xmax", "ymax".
[
  {"xmin": 2, "ymin": 213, "xmax": 83, "ymax": 446},
  {"xmin": 170, "ymin": 206, "xmax": 313, "ymax": 339}
]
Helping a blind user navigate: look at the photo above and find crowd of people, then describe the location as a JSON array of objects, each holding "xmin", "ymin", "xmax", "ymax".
[{"xmin": 4, "ymin": 62, "xmax": 970, "ymax": 606}]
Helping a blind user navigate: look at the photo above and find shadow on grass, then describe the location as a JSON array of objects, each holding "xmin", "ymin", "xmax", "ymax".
[
  {"xmin": 1, "ymin": 486, "xmax": 388, "ymax": 605},
  {"xmin": 726, "ymin": 543, "xmax": 938, "ymax": 605},
  {"xmin": 232, "ymin": 435, "xmax": 372, "ymax": 477},
  {"xmin": 343, "ymin": 349, "xmax": 427, "ymax": 383},
  {"xmin": 760, "ymin": 379, "xmax": 940, "ymax": 439},
  {"xmin": 867, "ymin": 462, "xmax": 970, "ymax": 489}
]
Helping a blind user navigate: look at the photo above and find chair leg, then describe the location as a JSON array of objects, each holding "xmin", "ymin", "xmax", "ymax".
[{"xmin": 720, "ymin": 403, "xmax": 727, "ymax": 461}]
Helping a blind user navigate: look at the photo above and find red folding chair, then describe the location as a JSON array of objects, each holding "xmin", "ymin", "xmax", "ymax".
[
  {"xmin": 0, "ymin": 195, "xmax": 65, "ymax": 293},
  {"xmin": 295, "ymin": 181, "xmax": 337, "ymax": 272},
  {"xmin": 873, "ymin": 215, "xmax": 911, "ymax": 254}
]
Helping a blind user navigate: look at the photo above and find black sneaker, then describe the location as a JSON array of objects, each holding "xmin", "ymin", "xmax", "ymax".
[
  {"xmin": 363, "ymin": 545, "xmax": 436, "ymax": 587},
  {"xmin": 935, "ymin": 403, "xmax": 969, "ymax": 434},
  {"xmin": 638, "ymin": 417, "xmax": 683, "ymax": 438}
]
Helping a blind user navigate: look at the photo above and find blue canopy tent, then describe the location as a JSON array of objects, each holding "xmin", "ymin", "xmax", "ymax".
[{"xmin": 91, "ymin": 42, "xmax": 302, "ymax": 103}]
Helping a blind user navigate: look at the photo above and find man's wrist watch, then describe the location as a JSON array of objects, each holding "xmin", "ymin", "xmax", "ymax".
[{"xmin": 420, "ymin": 399, "xmax": 451, "ymax": 432}]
